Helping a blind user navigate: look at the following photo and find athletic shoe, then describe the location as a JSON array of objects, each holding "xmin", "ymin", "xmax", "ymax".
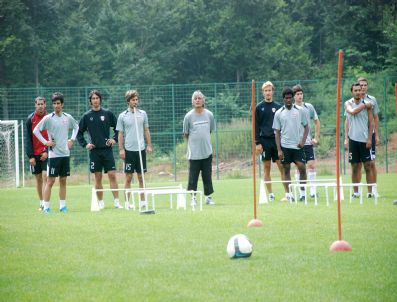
[
  {"xmin": 139, "ymin": 201, "xmax": 148, "ymax": 211},
  {"xmin": 269, "ymin": 193, "xmax": 275, "ymax": 202},
  {"xmin": 206, "ymin": 196, "xmax": 215, "ymax": 205},
  {"xmin": 99, "ymin": 200, "xmax": 105, "ymax": 210},
  {"xmin": 352, "ymin": 192, "xmax": 360, "ymax": 198},
  {"xmin": 299, "ymin": 196, "xmax": 306, "ymax": 202},
  {"xmin": 124, "ymin": 201, "xmax": 130, "ymax": 210},
  {"xmin": 42, "ymin": 208, "xmax": 51, "ymax": 214},
  {"xmin": 367, "ymin": 193, "xmax": 374, "ymax": 198},
  {"xmin": 114, "ymin": 203, "xmax": 124, "ymax": 209},
  {"xmin": 287, "ymin": 194, "xmax": 295, "ymax": 202},
  {"xmin": 59, "ymin": 206, "xmax": 68, "ymax": 213},
  {"xmin": 38, "ymin": 205, "xmax": 44, "ymax": 211},
  {"xmin": 191, "ymin": 197, "xmax": 197, "ymax": 207},
  {"xmin": 310, "ymin": 193, "xmax": 318, "ymax": 198}
]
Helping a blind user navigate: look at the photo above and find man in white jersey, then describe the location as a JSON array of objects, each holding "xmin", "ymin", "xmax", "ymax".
[
  {"xmin": 33, "ymin": 92, "xmax": 79, "ymax": 213},
  {"xmin": 344, "ymin": 83, "xmax": 374, "ymax": 197},
  {"xmin": 292, "ymin": 84, "xmax": 321, "ymax": 199},
  {"xmin": 358, "ymin": 77, "xmax": 380, "ymax": 197},
  {"xmin": 183, "ymin": 90, "xmax": 215, "ymax": 206},
  {"xmin": 117, "ymin": 90, "xmax": 153, "ymax": 210},
  {"xmin": 273, "ymin": 87, "xmax": 309, "ymax": 202}
]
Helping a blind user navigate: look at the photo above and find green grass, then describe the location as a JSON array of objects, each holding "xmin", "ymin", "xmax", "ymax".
[{"xmin": 1, "ymin": 174, "xmax": 397, "ymax": 301}]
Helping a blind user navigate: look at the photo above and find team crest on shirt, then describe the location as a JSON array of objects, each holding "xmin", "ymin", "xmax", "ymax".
[
  {"xmin": 100, "ymin": 116, "xmax": 105, "ymax": 121},
  {"xmin": 272, "ymin": 108, "xmax": 276, "ymax": 113},
  {"xmin": 90, "ymin": 117, "xmax": 93, "ymax": 121}
]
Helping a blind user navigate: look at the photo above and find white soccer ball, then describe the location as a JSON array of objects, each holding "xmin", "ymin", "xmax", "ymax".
[{"xmin": 227, "ymin": 234, "xmax": 253, "ymax": 258}]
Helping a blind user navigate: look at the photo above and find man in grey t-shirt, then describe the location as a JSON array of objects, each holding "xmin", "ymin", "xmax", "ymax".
[
  {"xmin": 183, "ymin": 90, "xmax": 215, "ymax": 206},
  {"xmin": 273, "ymin": 87, "xmax": 309, "ymax": 202},
  {"xmin": 117, "ymin": 90, "xmax": 153, "ymax": 210},
  {"xmin": 344, "ymin": 82, "xmax": 374, "ymax": 197},
  {"xmin": 33, "ymin": 92, "xmax": 79, "ymax": 213}
]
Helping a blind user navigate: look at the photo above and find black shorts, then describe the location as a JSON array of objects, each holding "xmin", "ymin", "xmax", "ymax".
[
  {"xmin": 89, "ymin": 148, "xmax": 116, "ymax": 173},
  {"xmin": 348, "ymin": 139, "xmax": 373, "ymax": 163},
  {"xmin": 30, "ymin": 155, "xmax": 48, "ymax": 175},
  {"xmin": 47, "ymin": 156, "xmax": 70, "ymax": 177},
  {"xmin": 259, "ymin": 138, "xmax": 279, "ymax": 162},
  {"xmin": 281, "ymin": 147, "xmax": 306, "ymax": 165},
  {"xmin": 303, "ymin": 145, "xmax": 315, "ymax": 161},
  {"xmin": 124, "ymin": 150, "xmax": 147, "ymax": 173},
  {"xmin": 371, "ymin": 133, "xmax": 376, "ymax": 158}
]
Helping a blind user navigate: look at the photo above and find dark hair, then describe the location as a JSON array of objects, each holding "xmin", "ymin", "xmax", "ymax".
[
  {"xmin": 282, "ymin": 87, "xmax": 294, "ymax": 98},
  {"xmin": 292, "ymin": 84, "xmax": 303, "ymax": 94},
  {"xmin": 51, "ymin": 92, "xmax": 64, "ymax": 104},
  {"xmin": 89, "ymin": 90, "xmax": 102, "ymax": 103},
  {"xmin": 35, "ymin": 96, "xmax": 46, "ymax": 103},
  {"xmin": 350, "ymin": 82, "xmax": 361, "ymax": 92}
]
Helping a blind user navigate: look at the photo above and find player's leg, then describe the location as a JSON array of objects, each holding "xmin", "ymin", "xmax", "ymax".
[
  {"xmin": 263, "ymin": 160, "xmax": 273, "ymax": 196},
  {"xmin": 201, "ymin": 155, "xmax": 215, "ymax": 205},
  {"xmin": 349, "ymin": 139, "xmax": 362, "ymax": 197},
  {"xmin": 364, "ymin": 160, "xmax": 375, "ymax": 195},
  {"xmin": 42, "ymin": 157, "xmax": 59, "ymax": 212},
  {"xmin": 369, "ymin": 133, "xmax": 378, "ymax": 196},
  {"xmin": 122, "ymin": 150, "xmax": 136, "ymax": 209},
  {"xmin": 58, "ymin": 157, "xmax": 70, "ymax": 212},
  {"xmin": 187, "ymin": 159, "xmax": 201, "ymax": 205},
  {"xmin": 304, "ymin": 145, "xmax": 317, "ymax": 197},
  {"xmin": 351, "ymin": 163, "xmax": 361, "ymax": 195},
  {"xmin": 294, "ymin": 148, "xmax": 307, "ymax": 201},
  {"xmin": 103, "ymin": 148, "xmax": 120, "ymax": 205}
]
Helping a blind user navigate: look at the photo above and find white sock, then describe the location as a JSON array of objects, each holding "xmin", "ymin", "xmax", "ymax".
[
  {"xmin": 308, "ymin": 171, "xmax": 316, "ymax": 195},
  {"xmin": 300, "ymin": 189, "xmax": 305, "ymax": 197},
  {"xmin": 295, "ymin": 171, "xmax": 300, "ymax": 181},
  {"xmin": 114, "ymin": 198, "xmax": 120, "ymax": 206},
  {"xmin": 40, "ymin": 200, "xmax": 44, "ymax": 207},
  {"xmin": 44, "ymin": 201, "xmax": 50, "ymax": 209},
  {"xmin": 59, "ymin": 200, "xmax": 66, "ymax": 209}
]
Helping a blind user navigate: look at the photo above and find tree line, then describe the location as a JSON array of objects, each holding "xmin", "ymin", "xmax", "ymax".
[{"xmin": 1, "ymin": 0, "xmax": 396, "ymax": 88}]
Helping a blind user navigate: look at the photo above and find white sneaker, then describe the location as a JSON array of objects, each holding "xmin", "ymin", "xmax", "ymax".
[
  {"xmin": 352, "ymin": 192, "xmax": 360, "ymax": 198},
  {"xmin": 99, "ymin": 200, "xmax": 105, "ymax": 210},
  {"xmin": 191, "ymin": 197, "xmax": 197, "ymax": 207},
  {"xmin": 114, "ymin": 203, "xmax": 124, "ymax": 209},
  {"xmin": 367, "ymin": 193, "xmax": 374, "ymax": 198},
  {"xmin": 269, "ymin": 193, "xmax": 275, "ymax": 202},
  {"xmin": 124, "ymin": 201, "xmax": 130, "ymax": 210},
  {"xmin": 139, "ymin": 201, "xmax": 148, "ymax": 211},
  {"xmin": 205, "ymin": 196, "xmax": 215, "ymax": 205}
]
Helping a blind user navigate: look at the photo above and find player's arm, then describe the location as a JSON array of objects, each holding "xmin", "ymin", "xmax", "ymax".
[
  {"xmin": 345, "ymin": 101, "xmax": 371, "ymax": 115},
  {"xmin": 144, "ymin": 128, "xmax": 152, "ymax": 154},
  {"xmin": 299, "ymin": 124, "xmax": 309, "ymax": 149},
  {"xmin": 76, "ymin": 116, "xmax": 91, "ymax": 148},
  {"xmin": 274, "ymin": 129, "xmax": 283, "ymax": 160},
  {"xmin": 366, "ymin": 108, "xmax": 374, "ymax": 149},
  {"xmin": 33, "ymin": 117, "xmax": 55, "ymax": 147},
  {"xmin": 374, "ymin": 114, "xmax": 380, "ymax": 145},
  {"xmin": 68, "ymin": 117, "xmax": 79, "ymax": 149},
  {"xmin": 254, "ymin": 106, "xmax": 263, "ymax": 154},
  {"xmin": 25, "ymin": 116, "xmax": 34, "ymax": 159},
  {"xmin": 118, "ymin": 130, "xmax": 125, "ymax": 160},
  {"xmin": 344, "ymin": 117, "xmax": 349, "ymax": 149},
  {"xmin": 312, "ymin": 118, "xmax": 320, "ymax": 145}
]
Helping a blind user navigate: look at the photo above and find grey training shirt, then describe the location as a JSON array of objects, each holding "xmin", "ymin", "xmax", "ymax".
[
  {"xmin": 116, "ymin": 108, "xmax": 149, "ymax": 151},
  {"xmin": 183, "ymin": 109, "xmax": 215, "ymax": 160},
  {"xmin": 345, "ymin": 98, "xmax": 370, "ymax": 143},
  {"xmin": 296, "ymin": 102, "xmax": 319, "ymax": 145}
]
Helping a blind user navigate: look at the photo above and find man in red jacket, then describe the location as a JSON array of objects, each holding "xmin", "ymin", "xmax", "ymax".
[{"xmin": 25, "ymin": 96, "xmax": 49, "ymax": 210}]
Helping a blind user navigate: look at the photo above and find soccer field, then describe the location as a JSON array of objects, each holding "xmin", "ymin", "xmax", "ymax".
[{"xmin": 1, "ymin": 174, "xmax": 396, "ymax": 302}]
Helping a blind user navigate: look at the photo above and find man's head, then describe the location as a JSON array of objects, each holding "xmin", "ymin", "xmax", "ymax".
[
  {"xmin": 357, "ymin": 77, "xmax": 368, "ymax": 95},
  {"xmin": 125, "ymin": 90, "xmax": 139, "ymax": 108},
  {"xmin": 89, "ymin": 90, "xmax": 102, "ymax": 105},
  {"xmin": 262, "ymin": 81, "xmax": 274, "ymax": 102},
  {"xmin": 282, "ymin": 87, "xmax": 294, "ymax": 109},
  {"xmin": 351, "ymin": 82, "xmax": 362, "ymax": 101},
  {"xmin": 34, "ymin": 96, "xmax": 46, "ymax": 115},
  {"xmin": 292, "ymin": 84, "xmax": 304, "ymax": 104},
  {"xmin": 191, "ymin": 90, "xmax": 205, "ymax": 108},
  {"xmin": 51, "ymin": 92, "xmax": 64, "ymax": 113}
]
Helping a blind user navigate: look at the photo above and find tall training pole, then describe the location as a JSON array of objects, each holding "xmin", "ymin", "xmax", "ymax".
[
  {"xmin": 248, "ymin": 80, "xmax": 263, "ymax": 228},
  {"xmin": 330, "ymin": 50, "xmax": 352, "ymax": 251}
]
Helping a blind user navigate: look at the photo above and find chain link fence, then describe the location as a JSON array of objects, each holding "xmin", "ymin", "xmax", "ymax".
[{"xmin": 1, "ymin": 77, "xmax": 396, "ymax": 187}]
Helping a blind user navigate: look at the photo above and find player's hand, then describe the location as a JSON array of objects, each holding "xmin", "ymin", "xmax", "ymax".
[
  {"xmin": 311, "ymin": 138, "xmax": 318, "ymax": 146},
  {"xmin": 375, "ymin": 135, "xmax": 380, "ymax": 145},
  {"xmin": 297, "ymin": 141, "xmax": 305, "ymax": 149},
  {"xmin": 29, "ymin": 158, "xmax": 36, "ymax": 166},
  {"xmin": 86, "ymin": 143, "xmax": 95, "ymax": 150},
  {"xmin": 364, "ymin": 101, "xmax": 372, "ymax": 109},
  {"xmin": 278, "ymin": 150, "xmax": 284, "ymax": 161},
  {"xmin": 40, "ymin": 152, "xmax": 48, "ymax": 161},
  {"xmin": 106, "ymin": 139, "xmax": 116, "ymax": 146},
  {"xmin": 255, "ymin": 144, "xmax": 263, "ymax": 155},
  {"xmin": 146, "ymin": 145, "xmax": 153, "ymax": 154},
  {"xmin": 366, "ymin": 139, "xmax": 372, "ymax": 149},
  {"xmin": 67, "ymin": 139, "xmax": 74, "ymax": 149},
  {"xmin": 344, "ymin": 138, "xmax": 348, "ymax": 150},
  {"xmin": 119, "ymin": 149, "xmax": 125, "ymax": 160},
  {"xmin": 46, "ymin": 140, "xmax": 56, "ymax": 147}
]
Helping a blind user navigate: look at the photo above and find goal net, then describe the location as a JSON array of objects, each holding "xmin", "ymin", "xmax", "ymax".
[{"xmin": 0, "ymin": 120, "xmax": 20, "ymax": 187}]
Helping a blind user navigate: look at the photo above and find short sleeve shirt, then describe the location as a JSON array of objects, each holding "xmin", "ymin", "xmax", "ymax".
[
  {"xmin": 116, "ymin": 109, "xmax": 149, "ymax": 151},
  {"xmin": 273, "ymin": 105, "xmax": 308, "ymax": 150},
  {"xmin": 183, "ymin": 109, "xmax": 215, "ymax": 160},
  {"xmin": 345, "ymin": 98, "xmax": 369, "ymax": 143}
]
